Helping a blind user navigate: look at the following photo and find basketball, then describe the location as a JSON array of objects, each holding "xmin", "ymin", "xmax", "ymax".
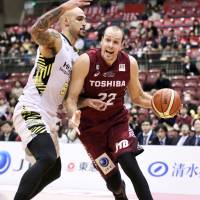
[{"xmin": 151, "ymin": 88, "xmax": 181, "ymax": 118}]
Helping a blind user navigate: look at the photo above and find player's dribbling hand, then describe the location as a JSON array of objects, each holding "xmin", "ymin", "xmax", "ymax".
[
  {"xmin": 86, "ymin": 99, "xmax": 107, "ymax": 111},
  {"xmin": 63, "ymin": 0, "xmax": 93, "ymax": 10},
  {"xmin": 68, "ymin": 110, "xmax": 81, "ymax": 135}
]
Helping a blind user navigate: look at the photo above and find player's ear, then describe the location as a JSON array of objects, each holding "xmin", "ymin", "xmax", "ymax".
[
  {"xmin": 121, "ymin": 40, "xmax": 125, "ymax": 50},
  {"xmin": 59, "ymin": 15, "xmax": 69, "ymax": 29},
  {"xmin": 64, "ymin": 17, "xmax": 70, "ymax": 27}
]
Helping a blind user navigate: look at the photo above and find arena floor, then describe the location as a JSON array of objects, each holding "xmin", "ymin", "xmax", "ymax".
[{"xmin": 1, "ymin": 185, "xmax": 200, "ymax": 200}]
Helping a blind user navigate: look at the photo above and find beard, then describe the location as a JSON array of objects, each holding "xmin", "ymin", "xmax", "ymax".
[
  {"xmin": 78, "ymin": 29, "xmax": 86, "ymax": 38},
  {"xmin": 78, "ymin": 33, "xmax": 85, "ymax": 38}
]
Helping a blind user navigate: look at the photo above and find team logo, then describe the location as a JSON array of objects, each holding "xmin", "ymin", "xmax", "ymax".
[
  {"xmin": 95, "ymin": 153, "xmax": 115, "ymax": 175},
  {"xmin": 99, "ymin": 157, "xmax": 109, "ymax": 167},
  {"xmin": 60, "ymin": 61, "xmax": 71, "ymax": 75},
  {"xmin": 0, "ymin": 151, "xmax": 11, "ymax": 175},
  {"xmin": 148, "ymin": 161, "xmax": 168, "ymax": 177},
  {"xmin": 96, "ymin": 64, "xmax": 100, "ymax": 71},
  {"xmin": 115, "ymin": 139, "xmax": 129, "ymax": 153},
  {"xmin": 119, "ymin": 64, "xmax": 125, "ymax": 71},
  {"xmin": 103, "ymin": 71, "xmax": 115, "ymax": 78},
  {"xmin": 93, "ymin": 71, "xmax": 100, "ymax": 77}
]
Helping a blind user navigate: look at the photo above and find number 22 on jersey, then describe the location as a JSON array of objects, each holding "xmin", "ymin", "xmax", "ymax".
[{"xmin": 98, "ymin": 93, "xmax": 117, "ymax": 106}]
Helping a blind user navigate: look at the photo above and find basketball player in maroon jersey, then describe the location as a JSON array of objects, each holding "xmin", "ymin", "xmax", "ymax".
[{"xmin": 65, "ymin": 26, "xmax": 153, "ymax": 200}]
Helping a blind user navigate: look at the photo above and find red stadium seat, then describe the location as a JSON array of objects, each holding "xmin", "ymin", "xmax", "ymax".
[
  {"xmin": 4, "ymin": 79, "xmax": 16, "ymax": 87},
  {"xmin": 21, "ymin": 72, "xmax": 30, "ymax": 78},
  {"xmin": 171, "ymin": 79, "xmax": 185, "ymax": 86},
  {"xmin": 0, "ymin": 79, "xmax": 5, "ymax": 86},
  {"xmin": 10, "ymin": 72, "xmax": 21, "ymax": 78},
  {"xmin": 171, "ymin": 75, "xmax": 186, "ymax": 81},
  {"xmin": 163, "ymin": 18, "xmax": 174, "ymax": 27}
]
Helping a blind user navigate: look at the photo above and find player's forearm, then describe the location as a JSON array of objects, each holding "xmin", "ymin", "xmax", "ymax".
[
  {"xmin": 64, "ymin": 97, "xmax": 78, "ymax": 119},
  {"xmin": 132, "ymin": 92, "xmax": 152, "ymax": 109}
]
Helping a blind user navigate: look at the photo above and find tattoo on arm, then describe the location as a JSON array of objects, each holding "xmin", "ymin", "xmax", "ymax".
[{"xmin": 31, "ymin": 6, "xmax": 65, "ymax": 46}]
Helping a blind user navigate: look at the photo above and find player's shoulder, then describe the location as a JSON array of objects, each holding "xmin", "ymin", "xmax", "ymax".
[
  {"xmin": 127, "ymin": 54, "xmax": 138, "ymax": 66},
  {"xmin": 85, "ymin": 48, "xmax": 100, "ymax": 64},
  {"xmin": 75, "ymin": 52, "xmax": 90, "ymax": 64},
  {"xmin": 86, "ymin": 48, "xmax": 100, "ymax": 56},
  {"xmin": 118, "ymin": 50, "xmax": 137, "ymax": 64}
]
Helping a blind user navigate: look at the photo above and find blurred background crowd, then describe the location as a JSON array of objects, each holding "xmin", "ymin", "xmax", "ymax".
[{"xmin": 0, "ymin": 0, "xmax": 200, "ymax": 146}]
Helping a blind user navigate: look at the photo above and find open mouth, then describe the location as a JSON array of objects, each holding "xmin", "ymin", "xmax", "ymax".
[
  {"xmin": 105, "ymin": 50, "xmax": 114, "ymax": 55},
  {"xmin": 80, "ymin": 29, "xmax": 86, "ymax": 33}
]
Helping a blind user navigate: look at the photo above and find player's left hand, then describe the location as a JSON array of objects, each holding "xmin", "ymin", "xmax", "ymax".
[
  {"xmin": 63, "ymin": 0, "xmax": 93, "ymax": 10},
  {"xmin": 68, "ymin": 110, "xmax": 81, "ymax": 135},
  {"xmin": 85, "ymin": 98, "xmax": 107, "ymax": 111}
]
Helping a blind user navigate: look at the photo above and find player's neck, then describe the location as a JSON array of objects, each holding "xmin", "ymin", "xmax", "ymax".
[
  {"xmin": 62, "ymin": 31, "xmax": 76, "ymax": 46},
  {"xmin": 103, "ymin": 56, "xmax": 117, "ymax": 66}
]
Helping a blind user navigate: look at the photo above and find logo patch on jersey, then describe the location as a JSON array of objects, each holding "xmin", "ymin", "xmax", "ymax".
[
  {"xmin": 59, "ymin": 61, "xmax": 71, "ymax": 75},
  {"xmin": 119, "ymin": 64, "xmax": 125, "ymax": 71},
  {"xmin": 95, "ymin": 153, "xmax": 115, "ymax": 175},
  {"xmin": 93, "ymin": 65, "xmax": 100, "ymax": 77},
  {"xmin": 96, "ymin": 64, "xmax": 100, "ymax": 71},
  {"xmin": 115, "ymin": 139, "xmax": 129, "ymax": 153},
  {"xmin": 103, "ymin": 71, "xmax": 115, "ymax": 78},
  {"xmin": 93, "ymin": 71, "xmax": 100, "ymax": 77}
]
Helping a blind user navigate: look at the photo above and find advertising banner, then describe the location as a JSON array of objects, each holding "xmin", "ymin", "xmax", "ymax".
[{"xmin": 0, "ymin": 142, "xmax": 200, "ymax": 195}]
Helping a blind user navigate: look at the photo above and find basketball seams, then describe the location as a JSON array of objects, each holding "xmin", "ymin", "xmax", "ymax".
[
  {"xmin": 151, "ymin": 98, "xmax": 164, "ymax": 117},
  {"xmin": 161, "ymin": 89, "xmax": 165, "ymax": 118},
  {"xmin": 164, "ymin": 89, "xmax": 175, "ymax": 116}
]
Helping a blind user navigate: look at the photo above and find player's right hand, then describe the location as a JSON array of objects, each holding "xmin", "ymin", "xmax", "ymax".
[
  {"xmin": 86, "ymin": 99, "xmax": 107, "ymax": 111},
  {"xmin": 63, "ymin": 0, "xmax": 93, "ymax": 10}
]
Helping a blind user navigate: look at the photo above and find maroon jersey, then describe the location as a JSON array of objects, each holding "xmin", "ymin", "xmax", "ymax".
[
  {"xmin": 78, "ymin": 49, "xmax": 143, "ymax": 177},
  {"xmin": 80, "ymin": 48, "xmax": 130, "ymax": 125}
]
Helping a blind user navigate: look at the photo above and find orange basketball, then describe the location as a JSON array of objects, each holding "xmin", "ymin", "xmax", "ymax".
[{"xmin": 151, "ymin": 88, "xmax": 181, "ymax": 118}]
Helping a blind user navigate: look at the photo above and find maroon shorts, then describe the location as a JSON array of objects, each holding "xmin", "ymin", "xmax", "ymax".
[{"xmin": 79, "ymin": 110, "xmax": 143, "ymax": 178}]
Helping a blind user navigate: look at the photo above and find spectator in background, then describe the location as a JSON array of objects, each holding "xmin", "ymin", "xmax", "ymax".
[
  {"xmin": 148, "ymin": 7, "xmax": 161, "ymax": 21},
  {"xmin": 0, "ymin": 95, "xmax": 9, "ymax": 120},
  {"xmin": 167, "ymin": 29, "xmax": 178, "ymax": 47},
  {"xmin": 192, "ymin": 19, "xmax": 200, "ymax": 36},
  {"xmin": 154, "ymin": 69, "xmax": 171, "ymax": 89},
  {"xmin": 0, "ymin": 120, "xmax": 18, "ymax": 141},
  {"xmin": 159, "ymin": 29, "xmax": 168, "ymax": 49},
  {"xmin": 137, "ymin": 118, "xmax": 157, "ymax": 145},
  {"xmin": 146, "ymin": 21, "xmax": 158, "ymax": 39},
  {"xmin": 153, "ymin": 123, "xmax": 174, "ymax": 145},
  {"xmin": 175, "ymin": 105, "xmax": 192, "ymax": 127},
  {"xmin": 174, "ymin": 123, "xmax": 190, "ymax": 146},
  {"xmin": 182, "ymin": 56, "xmax": 199, "ymax": 76},
  {"xmin": 191, "ymin": 105, "xmax": 200, "ymax": 120},
  {"xmin": 160, "ymin": 44, "xmax": 174, "ymax": 61},
  {"xmin": 10, "ymin": 81, "xmax": 23, "ymax": 99},
  {"xmin": 185, "ymin": 119, "xmax": 200, "ymax": 146}
]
